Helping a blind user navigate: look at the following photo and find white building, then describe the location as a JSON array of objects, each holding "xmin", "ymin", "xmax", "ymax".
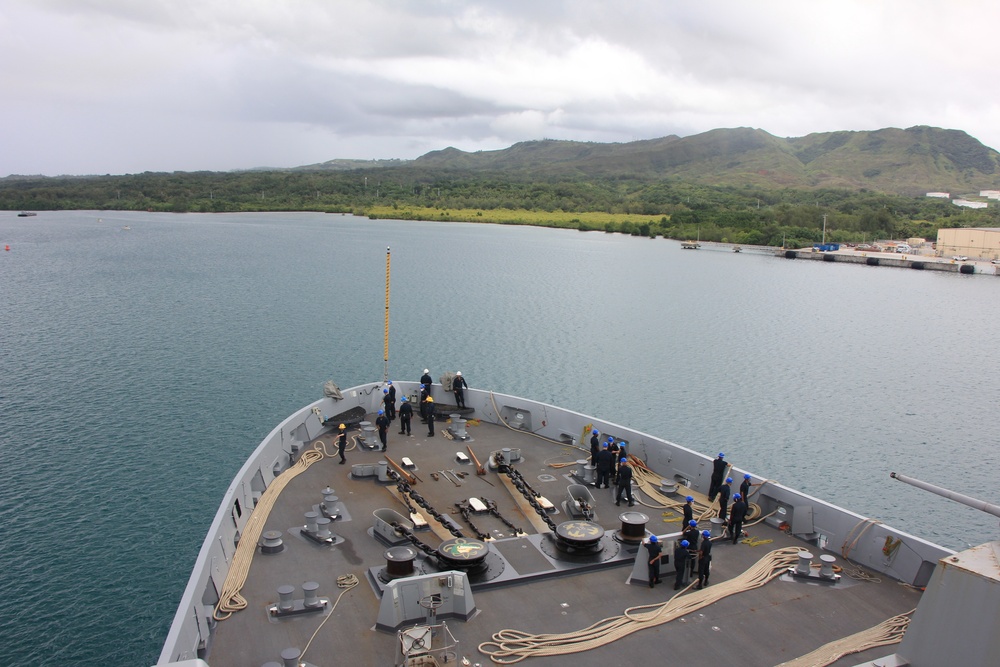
[
  {"xmin": 953, "ymin": 199, "xmax": 988, "ymax": 209},
  {"xmin": 926, "ymin": 192, "xmax": 950, "ymax": 198}
]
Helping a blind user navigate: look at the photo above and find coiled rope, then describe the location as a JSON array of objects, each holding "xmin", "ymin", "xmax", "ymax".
[
  {"xmin": 213, "ymin": 446, "xmax": 326, "ymax": 620},
  {"xmin": 774, "ymin": 609, "xmax": 913, "ymax": 667},
  {"xmin": 298, "ymin": 573, "xmax": 360, "ymax": 664},
  {"xmin": 477, "ymin": 546, "xmax": 806, "ymax": 664}
]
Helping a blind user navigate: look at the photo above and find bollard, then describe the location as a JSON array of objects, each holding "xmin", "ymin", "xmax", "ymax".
[
  {"xmin": 819, "ymin": 554, "xmax": 837, "ymax": 579},
  {"xmin": 796, "ymin": 551, "xmax": 813, "ymax": 576},
  {"xmin": 277, "ymin": 585, "xmax": 295, "ymax": 612}
]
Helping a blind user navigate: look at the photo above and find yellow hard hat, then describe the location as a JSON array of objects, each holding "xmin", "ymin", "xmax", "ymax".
[
  {"xmin": 339, "ymin": 423, "xmax": 345, "ymax": 429},
  {"xmin": 426, "ymin": 397, "xmax": 434, "ymax": 402}
]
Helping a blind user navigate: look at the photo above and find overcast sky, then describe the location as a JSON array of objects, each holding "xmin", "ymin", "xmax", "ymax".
[{"xmin": 3, "ymin": 0, "xmax": 998, "ymax": 176}]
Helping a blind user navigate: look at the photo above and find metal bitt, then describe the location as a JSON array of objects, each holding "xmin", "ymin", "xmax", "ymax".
[
  {"xmin": 260, "ymin": 530, "xmax": 284, "ymax": 554},
  {"xmin": 321, "ymin": 487, "xmax": 340, "ymax": 520},
  {"xmin": 269, "ymin": 582, "xmax": 328, "ymax": 618},
  {"xmin": 890, "ymin": 471, "xmax": 1000, "ymax": 519},
  {"xmin": 301, "ymin": 511, "xmax": 334, "ymax": 545}
]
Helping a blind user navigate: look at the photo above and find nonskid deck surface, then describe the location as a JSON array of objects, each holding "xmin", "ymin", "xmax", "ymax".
[{"xmin": 207, "ymin": 415, "xmax": 921, "ymax": 667}]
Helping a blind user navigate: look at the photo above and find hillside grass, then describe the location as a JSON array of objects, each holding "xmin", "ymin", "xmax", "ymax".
[{"xmin": 361, "ymin": 205, "xmax": 666, "ymax": 230}]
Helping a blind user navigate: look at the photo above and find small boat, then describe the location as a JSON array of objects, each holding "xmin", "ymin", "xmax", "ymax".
[
  {"xmin": 681, "ymin": 241, "xmax": 700, "ymax": 249},
  {"xmin": 733, "ymin": 246, "xmax": 742, "ymax": 253},
  {"xmin": 17, "ymin": 211, "xmax": 37, "ymax": 217}
]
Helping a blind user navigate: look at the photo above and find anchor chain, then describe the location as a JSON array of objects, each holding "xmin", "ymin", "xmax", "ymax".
[
  {"xmin": 485, "ymin": 498, "xmax": 524, "ymax": 535},
  {"xmin": 497, "ymin": 462, "xmax": 559, "ymax": 532},
  {"xmin": 388, "ymin": 470, "xmax": 465, "ymax": 539},
  {"xmin": 390, "ymin": 521, "xmax": 442, "ymax": 561},
  {"xmin": 453, "ymin": 497, "xmax": 525, "ymax": 540},
  {"xmin": 455, "ymin": 501, "xmax": 491, "ymax": 541}
]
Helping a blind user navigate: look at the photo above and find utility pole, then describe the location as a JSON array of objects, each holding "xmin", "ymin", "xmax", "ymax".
[{"xmin": 822, "ymin": 214, "xmax": 827, "ymax": 245}]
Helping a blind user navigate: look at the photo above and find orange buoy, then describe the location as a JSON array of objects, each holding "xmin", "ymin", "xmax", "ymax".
[{"xmin": 4, "ymin": 244, "xmax": 9, "ymax": 251}]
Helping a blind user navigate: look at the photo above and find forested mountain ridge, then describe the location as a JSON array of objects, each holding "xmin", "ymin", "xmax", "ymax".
[
  {"xmin": 4, "ymin": 125, "xmax": 1000, "ymax": 251},
  {"xmin": 411, "ymin": 126, "xmax": 1000, "ymax": 196}
]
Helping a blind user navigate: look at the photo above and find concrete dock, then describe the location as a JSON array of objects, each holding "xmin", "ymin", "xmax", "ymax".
[{"xmin": 776, "ymin": 247, "xmax": 1000, "ymax": 275}]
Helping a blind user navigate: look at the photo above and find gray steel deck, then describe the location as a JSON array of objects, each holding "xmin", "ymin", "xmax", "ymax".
[{"xmin": 204, "ymin": 410, "xmax": 921, "ymax": 667}]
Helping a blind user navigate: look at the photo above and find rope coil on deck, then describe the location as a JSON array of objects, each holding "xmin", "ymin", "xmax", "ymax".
[
  {"xmin": 477, "ymin": 546, "xmax": 806, "ymax": 664},
  {"xmin": 213, "ymin": 447, "xmax": 325, "ymax": 620},
  {"xmin": 774, "ymin": 609, "xmax": 913, "ymax": 667}
]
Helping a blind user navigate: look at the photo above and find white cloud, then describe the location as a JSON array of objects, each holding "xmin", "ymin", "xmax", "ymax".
[{"xmin": 2, "ymin": 0, "xmax": 1000, "ymax": 175}]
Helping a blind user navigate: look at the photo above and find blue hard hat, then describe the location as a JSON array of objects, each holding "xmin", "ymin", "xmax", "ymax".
[
  {"xmin": 726, "ymin": 477, "xmax": 733, "ymax": 484},
  {"xmin": 734, "ymin": 493, "xmax": 741, "ymax": 500},
  {"xmin": 680, "ymin": 540, "xmax": 690, "ymax": 547},
  {"xmin": 702, "ymin": 530, "xmax": 711, "ymax": 538},
  {"xmin": 592, "ymin": 429, "xmax": 599, "ymax": 435},
  {"xmin": 689, "ymin": 520, "xmax": 697, "ymax": 526},
  {"xmin": 649, "ymin": 535, "xmax": 658, "ymax": 542},
  {"xmin": 383, "ymin": 388, "xmax": 388, "ymax": 393},
  {"xmin": 602, "ymin": 443, "xmax": 608, "ymax": 448},
  {"xmin": 401, "ymin": 396, "xmax": 407, "ymax": 401},
  {"xmin": 719, "ymin": 453, "xmax": 725, "ymax": 458},
  {"xmin": 744, "ymin": 474, "xmax": 751, "ymax": 479},
  {"xmin": 620, "ymin": 458, "xmax": 627, "ymax": 463},
  {"xmin": 378, "ymin": 410, "xmax": 384, "ymax": 415},
  {"xmin": 387, "ymin": 380, "xmax": 392, "ymax": 385},
  {"xmin": 686, "ymin": 496, "xmax": 694, "ymax": 502}
]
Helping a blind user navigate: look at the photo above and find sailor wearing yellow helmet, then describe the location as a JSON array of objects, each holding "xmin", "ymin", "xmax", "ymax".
[
  {"xmin": 426, "ymin": 397, "xmax": 435, "ymax": 437},
  {"xmin": 337, "ymin": 424, "xmax": 348, "ymax": 464}
]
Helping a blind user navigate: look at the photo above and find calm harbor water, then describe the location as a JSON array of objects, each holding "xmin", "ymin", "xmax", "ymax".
[{"xmin": 1, "ymin": 210, "xmax": 998, "ymax": 666}]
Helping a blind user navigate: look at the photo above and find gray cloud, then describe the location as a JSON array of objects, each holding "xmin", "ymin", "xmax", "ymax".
[{"xmin": 3, "ymin": 0, "xmax": 999, "ymax": 175}]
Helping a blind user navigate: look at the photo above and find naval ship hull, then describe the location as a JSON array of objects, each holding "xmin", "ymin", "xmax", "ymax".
[{"xmin": 156, "ymin": 382, "xmax": 952, "ymax": 667}]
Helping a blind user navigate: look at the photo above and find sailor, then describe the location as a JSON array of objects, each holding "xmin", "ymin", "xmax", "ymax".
[
  {"xmin": 697, "ymin": 530, "xmax": 712, "ymax": 589},
  {"xmin": 682, "ymin": 520, "xmax": 700, "ymax": 578},
  {"xmin": 419, "ymin": 383, "xmax": 430, "ymax": 422},
  {"xmin": 595, "ymin": 443, "xmax": 613, "ymax": 489},
  {"xmin": 740, "ymin": 473, "xmax": 756, "ymax": 501},
  {"xmin": 708, "ymin": 453, "xmax": 728, "ymax": 501},
  {"xmin": 398, "ymin": 396, "xmax": 412, "ymax": 435},
  {"xmin": 615, "ymin": 458, "xmax": 634, "ymax": 506},
  {"xmin": 375, "ymin": 410, "xmax": 389, "ymax": 451},
  {"xmin": 590, "ymin": 429, "xmax": 600, "ymax": 466},
  {"xmin": 718, "ymin": 477, "xmax": 733, "ymax": 525},
  {"xmin": 420, "ymin": 368, "xmax": 433, "ymax": 388},
  {"xmin": 386, "ymin": 382, "xmax": 397, "ymax": 419},
  {"xmin": 382, "ymin": 389, "xmax": 394, "ymax": 421},
  {"xmin": 337, "ymin": 424, "xmax": 347, "ymax": 464},
  {"xmin": 426, "ymin": 397, "xmax": 435, "ymax": 437},
  {"xmin": 682, "ymin": 519, "xmax": 700, "ymax": 553},
  {"xmin": 608, "ymin": 439, "xmax": 621, "ymax": 483},
  {"xmin": 453, "ymin": 371, "xmax": 468, "ymax": 408},
  {"xmin": 682, "ymin": 495, "xmax": 695, "ymax": 525},
  {"xmin": 645, "ymin": 535, "xmax": 663, "ymax": 588},
  {"xmin": 674, "ymin": 539, "xmax": 691, "ymax": 590},
  {"xmin": 729, "ymin": 493, "xmax": 748, "ymax": 544}
]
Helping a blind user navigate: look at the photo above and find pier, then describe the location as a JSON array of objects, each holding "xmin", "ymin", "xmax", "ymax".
[{"xmin": 776, "ymin": 247, "xmax": 1000, "ymax": 275}]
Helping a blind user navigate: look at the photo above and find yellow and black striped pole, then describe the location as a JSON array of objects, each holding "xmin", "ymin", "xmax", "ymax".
[{"xmin": 383, "ymin": 246, "xmax": 391, "ymax": 383}]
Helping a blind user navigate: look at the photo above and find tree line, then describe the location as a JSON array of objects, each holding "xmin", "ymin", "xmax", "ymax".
[{"xmin": 3, "ymin": 168, "xmax": 997, "ymax": 248}]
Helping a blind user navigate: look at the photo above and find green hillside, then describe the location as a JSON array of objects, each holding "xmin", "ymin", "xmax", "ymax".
[{"xmin": 411, "ymin": 126, "xmax": 1000, "ymax": 195}]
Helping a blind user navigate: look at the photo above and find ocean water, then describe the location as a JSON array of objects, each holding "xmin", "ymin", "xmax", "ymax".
[{"xmin": 1, "ymin": 211, "xmax": 997, "ymax": 666}]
